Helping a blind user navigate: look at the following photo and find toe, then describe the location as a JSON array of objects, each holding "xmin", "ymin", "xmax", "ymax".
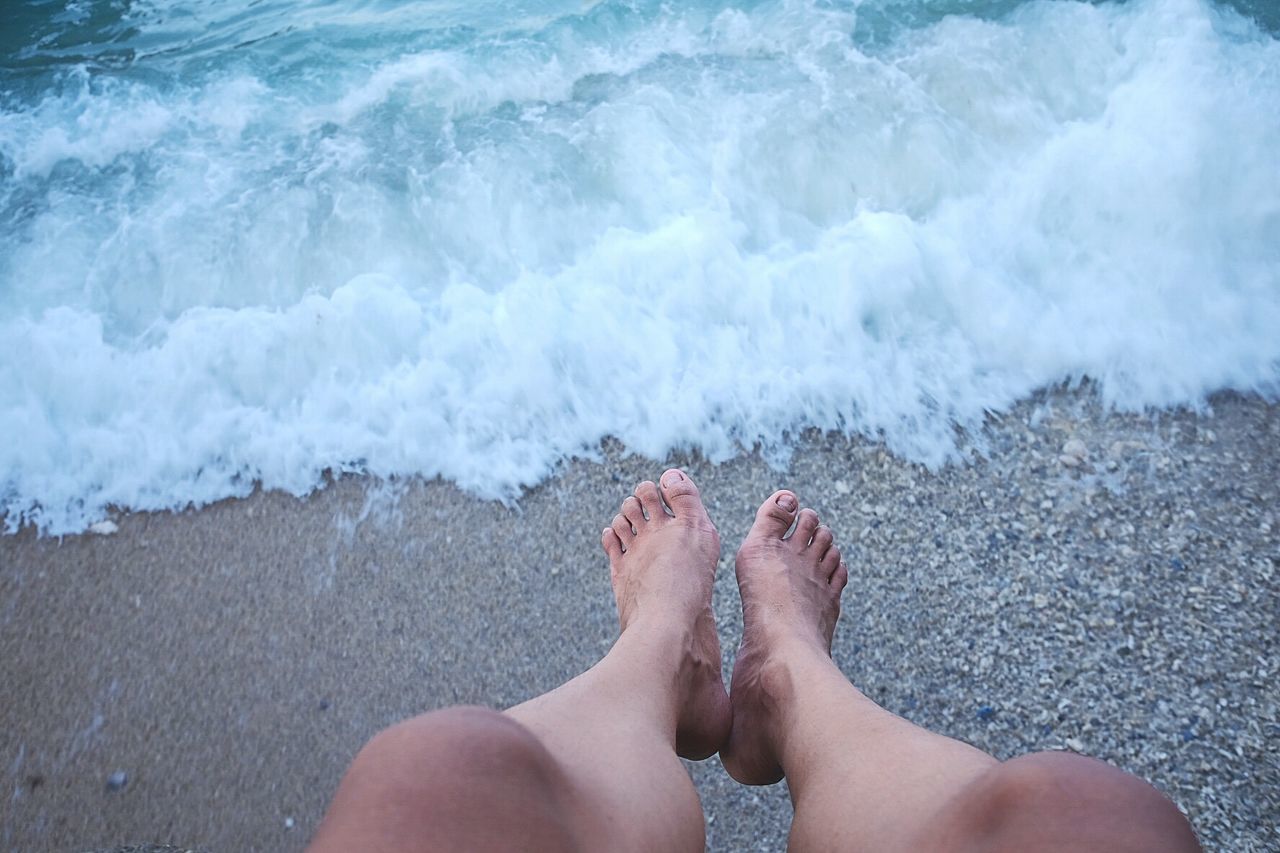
[
  {"xmin": 820, "ymin": 544, "xmax": 841, "ymax": 579},
  {"xmin": 634, "ymin": 480, "xmax": 665, "ymax": 521},
  {"xmin": 611, "ymin": 513, "xmax": 635, "ymax": 550},
  {"xmin": 659, "ymin": 469, "xmax": 706, "ymax": 520},
  {"xmin": 602, "ymin": 527, "xmax": 623, "ymax": 562},
  {"xmin": 810, "ymin": 526, "xmax": 834, "ymax": 559},
  {"xmin": 831, "ymin": 560, "xmax": 849, "ymax": 590},
  {"xmin": 793, "ymin": 508, "xmax": 820, "ymax": 546},
  {"xmin": 621, "ymin": 495, "xmax": 646, "ymax": 529},
  {"xmin": 748, "ymin": 489, "xmax": 799, "ymax": 540}
]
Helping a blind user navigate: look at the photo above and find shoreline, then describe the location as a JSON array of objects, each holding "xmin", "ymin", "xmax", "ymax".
[
  {"xmin": 2, "ymin": 389, "xmax": 1276, "ymax": 851},
  {"xmin": 0, "ymin": 385, "xmax": 1265, "ymax": 543}
]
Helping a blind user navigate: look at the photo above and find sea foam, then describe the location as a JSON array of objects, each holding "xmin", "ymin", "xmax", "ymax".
[{"xmin": 1, "ymin": 0, "xmax": 1277, "ymax": 533}]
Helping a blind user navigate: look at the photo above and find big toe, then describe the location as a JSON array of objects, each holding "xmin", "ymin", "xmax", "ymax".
[
  {"xmin": 746, "ymin": 489, "xmax": 799, "ymax": 541},
  {"xmin": 659, "ymin": 469, "xmax": 708, "ymax": 521}
]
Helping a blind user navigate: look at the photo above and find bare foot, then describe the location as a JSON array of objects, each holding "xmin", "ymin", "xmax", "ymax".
[
  {"xmin": 600, "ymin": 469, "xmax": 732, "ymax": 760},
  {"xmin": 721, "ymin": 489, "xmax": 849, "ymax": 784}
]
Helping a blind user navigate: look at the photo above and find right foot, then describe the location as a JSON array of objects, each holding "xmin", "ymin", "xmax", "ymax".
[{"xmin": 721, "ymin": 490, "xmax": 849, "ymax": 785}]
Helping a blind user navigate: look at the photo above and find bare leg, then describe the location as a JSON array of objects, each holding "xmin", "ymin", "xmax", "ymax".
[
  {"xmin": 721, "ymin": 489, "xmax": 1202, "ymax": 853},
  {"xmin": 309, "ymin": 469, "xmax": 730, "ymax": 853}
]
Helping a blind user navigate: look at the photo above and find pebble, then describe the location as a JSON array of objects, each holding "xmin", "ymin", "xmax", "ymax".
[
  {"xmin": 88, "ymin": 520, "xmax": 119, "ymax": 535},
  {"xmin": 284, "ymin": 817, "xmax": 295, "ymax": 829},
  {"xmin": 106, "ymin": 770, "xmax": 127, "ymax": 791},
  {"xmin": 1060, "ymin": 438, "xmax": 1088, "ymax": 468}
]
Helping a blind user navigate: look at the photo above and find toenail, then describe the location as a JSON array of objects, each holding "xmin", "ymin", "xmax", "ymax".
[
  {"xmin": 662, "ymin": 470, "xmax": 685, "ymax": 486},
  {"xmin": 777, "ymin": 494, "xmax": 797, "ymax": 512}
]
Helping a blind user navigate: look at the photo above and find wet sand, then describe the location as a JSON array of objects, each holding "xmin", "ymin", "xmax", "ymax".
[{"xmin": 2, "ymin": 390, "xmax": 1277, "ymax": 852}]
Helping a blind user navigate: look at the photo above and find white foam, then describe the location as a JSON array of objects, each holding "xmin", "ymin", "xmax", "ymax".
[{"xmin": 2, "ymin": 0, "xmax": 1278, "ymax": 533}]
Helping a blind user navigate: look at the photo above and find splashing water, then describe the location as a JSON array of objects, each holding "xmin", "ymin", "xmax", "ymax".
[{"xmin": 1, "ymin": 0, "xmax": 1278, "ymax": 533}]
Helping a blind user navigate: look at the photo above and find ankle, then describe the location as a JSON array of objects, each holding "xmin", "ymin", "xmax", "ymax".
[
  {"xmin": 623, "ymin": 609, "xmax": 697, "ymax": 645},
  {"xmin": 759, "ymin": 636, "xmax": 832, "ymax": 691},
  {"xmin": 618, "ymin": 611, "xmax": 719, "ymax": 681},
  {"xmin": 735, "ymin": 636, "xmax": 841, "ymax": 742},
  {"xmin": 743, "ymin": 608, "xmax": 831, "ymax": 660}
]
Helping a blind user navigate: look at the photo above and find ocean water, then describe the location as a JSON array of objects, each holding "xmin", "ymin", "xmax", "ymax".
[{"xmin": 1, "ymin": 0, "xmax": 1277, "ymax": 534}]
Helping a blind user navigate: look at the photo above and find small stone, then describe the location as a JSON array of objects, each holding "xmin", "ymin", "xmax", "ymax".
[
  {"xmin": 977, "ymin": 706, "xmax": 996, "ymax": 721},
  {"xmin": 834, "ymin": 480, "xmax": 851, "ymax": 495},
  {"xmin": 285, "ymin": 817, "xmax": 295, "ymax": 829},
  {"xmin": 1059, "ymin": 438, "xmax": 1088, "ymax": 468},
  {"xmin": 106, "ymin": 770, "xmax": 127, "ymax": 791},
  {"xmin": 89, "ymin": 520, "xmax": 119, "ymax": 535},
  {"xmin": 1033, "ymin": 593, "xmax": 1049, "ymax": 609},
  {"xmin": 1065, "ymin": 738, "xmax": 1086, "ymax": 752}
]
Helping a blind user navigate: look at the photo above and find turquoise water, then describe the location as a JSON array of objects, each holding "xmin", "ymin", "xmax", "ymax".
[{"xmin": 2, "ymin": 0, "xmax": 1278, "ymax": 533}]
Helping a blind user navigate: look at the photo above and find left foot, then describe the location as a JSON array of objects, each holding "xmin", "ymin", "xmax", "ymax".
[{"xmin": 601, "ymin": 469, "xmax": 732, "ymax": 759}]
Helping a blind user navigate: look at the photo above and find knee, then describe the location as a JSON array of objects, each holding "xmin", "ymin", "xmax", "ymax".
[
  {"xmin": 315, "ymin": 706, "xmax": 582, "ymax": 851},
  {"xmin": 350, "ymin": 706, "xmax": 560, "ymax": 796},
  {"xmin": 940, "ymin": 752, "xmax": 1201, "ymax": 853}
]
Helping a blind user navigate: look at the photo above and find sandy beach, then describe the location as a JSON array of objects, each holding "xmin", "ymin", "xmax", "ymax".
[{"xmin": 2, "ymin": 389, "xmax": 1277, "ymax": 852}]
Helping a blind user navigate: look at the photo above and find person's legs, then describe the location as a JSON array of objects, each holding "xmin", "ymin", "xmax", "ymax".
[
  {"xmin": 721, "ymin": 489, "xmax": 1202, "ymax": 853},
  {"xmin": 309, "ymin": 469, "xmax": 729, "ymax": 853}
]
